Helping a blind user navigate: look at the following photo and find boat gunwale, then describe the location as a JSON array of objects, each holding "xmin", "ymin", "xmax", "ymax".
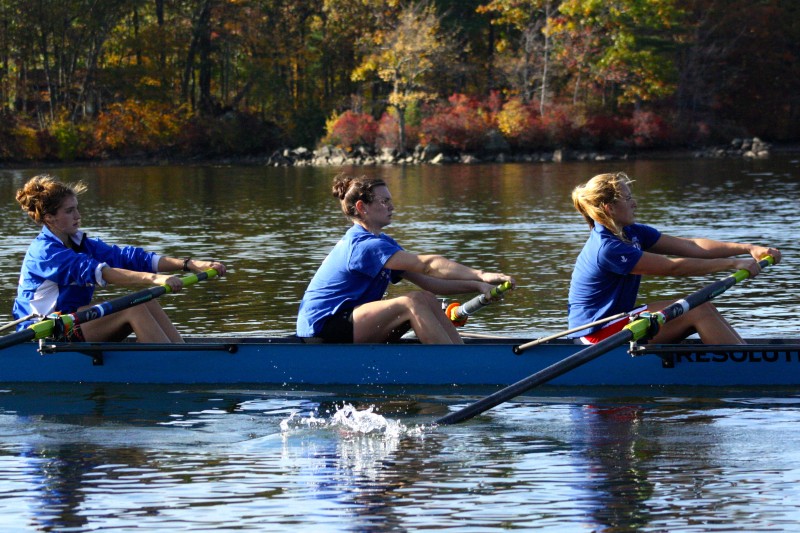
[{"xmin": 30, "ymin": 336, "xmax": 800, "ymax": 354}]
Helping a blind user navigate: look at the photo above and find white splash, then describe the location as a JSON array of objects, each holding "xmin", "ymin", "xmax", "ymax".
[
  {"xmin": 280, "ymin": 403, "xmax": 412, "ymax": 439},
  {"xmin": 331, "ymin": 404, "xmax": 404, "ymax": 437}
]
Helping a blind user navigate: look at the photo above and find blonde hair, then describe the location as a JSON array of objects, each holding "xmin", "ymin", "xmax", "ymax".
[
  {"xmin": 16, "ymin": 175, "xmax": 87, "ymax": 225},
  {"xmin": 571, "ymin": 172, "xmax": 634, "ymax": 239},
  {"xmin": 331, "ymin": 173, "xmax": 386, "ymax": 220}
]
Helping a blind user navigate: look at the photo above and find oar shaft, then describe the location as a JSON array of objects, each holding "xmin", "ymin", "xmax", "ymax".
[
  {"xmin": 653, "ymin": 257, "xmax": 772, "ymax": 327},
  {"xmin": 72, "ymin": 269, "xmax": 217, "ymax": 325},
  {"xmin": 0, "ymin": 328, "xmax": 35, "ymax": 350},
  {"xmin": 437, "ymin": 329, "xmax": 633, "ymax": 425}
]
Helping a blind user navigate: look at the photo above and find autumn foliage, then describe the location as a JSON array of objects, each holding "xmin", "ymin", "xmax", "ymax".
[
  {"xmin": 322, "ymin": 111, "xmax": 378, "ymax": 150},
  {"xmin": 93, "ymin": 101, "xmax": 186, "ymax": 157},
  {"xmin": 0, "ymin": 0, "xmax": 796, "ymax": 162},
  {"xmin": 420, "ymin": 95, "xmax": 495, "ymax": 152},
  {"xmin": 318, "ymin": 93, "xmax": 678, "ymax": 155},
  {"xmin": 376, "ymin": 110, "xmax": 420, "ymax": 152}
]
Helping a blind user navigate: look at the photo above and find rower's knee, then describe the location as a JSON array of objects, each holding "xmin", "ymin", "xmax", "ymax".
[
  {"xmin": 392, "ymin": 292, "xmax": 443, "ymax": 325},
  {"xmin": 691, "ymin": 302, "xmax": 722, "ymax": 320},
  {"xmin": 405, "ymin": 290, "xmax": 440, "ymax": 308}
]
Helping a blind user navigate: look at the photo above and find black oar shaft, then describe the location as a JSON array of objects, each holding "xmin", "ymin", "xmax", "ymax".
[
  {"xmin": 0, "ymin": 329, "xmax": 35, "ymax": 350},
  {"xmin": 436, "ymin": 257, "xmax": 774, "ymax": 426},
  {"xmin": 437, "ymin": 329, "xmax": 633, "ymax": 425},
  {"xmin": 656, "ymin": 260, "xmax": 766, "ymax": 323},
  {"xmin": 72, "ymin": 269, "xmax": 215, "ymax": 324}
]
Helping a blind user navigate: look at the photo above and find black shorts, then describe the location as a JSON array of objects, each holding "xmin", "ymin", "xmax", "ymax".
[{"xmin": 318, "ymin": 308, "xmax": 354, "ymax": 344}]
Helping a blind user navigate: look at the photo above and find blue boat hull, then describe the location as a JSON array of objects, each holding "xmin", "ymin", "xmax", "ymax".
[{"xmin": 4, "ymin": 336, "xmax": 800, "ymax": 387}]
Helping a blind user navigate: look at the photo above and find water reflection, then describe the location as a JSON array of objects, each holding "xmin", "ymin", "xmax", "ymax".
[
  {"xmin": 0, "ymin": 385, "xmax": 798, "ymax": 529},
  {"xmin": 578, "ymin": 404, "xmax": 655, "ymax": 530}
]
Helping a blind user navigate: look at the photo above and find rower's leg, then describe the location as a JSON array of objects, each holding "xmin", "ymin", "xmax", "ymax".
[
  {"xmin": 647, "ymin": 300, "xmax": 744, "ymax": 345},
  {"xmin": 354, "ymin": 291, "xmax": 462, "ymax": 344}
]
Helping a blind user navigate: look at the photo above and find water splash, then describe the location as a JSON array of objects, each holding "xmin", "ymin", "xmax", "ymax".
[
  {"xmin": 331, "ymin": 404, "xmax": 405, "ymax": 437},
  {"xmin": 280, "ymin": 403, "xmax": 422, "ymax": 439}
]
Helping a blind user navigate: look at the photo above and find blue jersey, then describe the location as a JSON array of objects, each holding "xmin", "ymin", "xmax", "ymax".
[
  {"xmin": 12, "ymin": 226, "xmax": 160, "ymax": 330},
  {"xmin": 296, "ymin": 224, "xmax": 404, "ymax": 337},
  {"xmin": 567, "ymin": 223, "xmax": 661, "ymax": 337}
]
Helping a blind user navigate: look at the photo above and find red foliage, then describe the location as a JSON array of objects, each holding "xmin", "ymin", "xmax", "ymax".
[
  {"xmin": 485, "ymin": 90, "xmax": 504, "ymax": 123},
  {"xmin": 540, "ymin": 104, "xmax": 580, "ymax": 147},
  {"xmin": 376, "ymin": 111, "xmax": 419, "ymax": 151},
  {"xmin": 627, "ymin": 110, "xmax": 672, "ymax": 148},
  {"xmin": 420, "ymin": 94, "xmax": 494, "ymax": 152},
  {"xmin": 583, "ymin": 114, "xmax": 634, "ymax": 148},
  {"xmin": 324, "ymin": 111, "xmax": 378, "ymax": 149}
]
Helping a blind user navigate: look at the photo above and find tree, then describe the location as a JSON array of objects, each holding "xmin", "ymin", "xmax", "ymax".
[
  {"xmin": 673, "ymin": 0, "xmax": 800, "ymax": 140},
  {"xmin": 13, "ymin": 0, "xmax": 131, "ymax": 121},
  {"xmin": 352, "ymin": 1, "xmax": 457, "ymax": 153},
  {"xmin": 552, "ymin": 0, "xmax": 682, "ymax": 109},
  {"xmin": 0, "ymin": 0, "xmax": 14, "ymax": 111},
  {"xmin": 476, "ymin": 0, "xmax": 555, "ymax": 114}
]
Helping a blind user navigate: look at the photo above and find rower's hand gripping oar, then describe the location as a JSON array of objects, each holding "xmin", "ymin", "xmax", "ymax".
[
  {"xmin": 0, "ymin": 269, "xmax": 219, "ymax": 350},
  {"xmin": 446, "ymin": 281, "xmax": 513, "ymax": 326},
  {"xmin": 436, "ymin": 256, "xmax": 775, "ymax": 425}
]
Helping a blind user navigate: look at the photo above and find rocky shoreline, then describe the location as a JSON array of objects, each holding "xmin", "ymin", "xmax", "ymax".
[
  {"xmin": 261, "ymin": 137, "xmax": 776, "ymax": 168},
  {"xmin": 1, "ymin": 137, "xmax": 790, "ymax": 170}
]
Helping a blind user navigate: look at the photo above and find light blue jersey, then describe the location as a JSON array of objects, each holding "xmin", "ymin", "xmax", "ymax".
[{"xmin": 13, "ymin": 226, "xmax": 160, "ymax": 330}]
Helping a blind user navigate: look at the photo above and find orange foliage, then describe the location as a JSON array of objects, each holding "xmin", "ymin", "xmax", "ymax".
[{"xmin": 93, "ymin": 100, "xmax": 187, "ymax": 157}]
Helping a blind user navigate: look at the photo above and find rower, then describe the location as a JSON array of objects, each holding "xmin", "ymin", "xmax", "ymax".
[
  {"xmin": 296, "ymin": 173, "xmax": 515, "ymax": 344},
  {"xmin": 12, "ymin": 175, "xmax": 226, "ymax": 343},
  {"xmin": 567, "ymin": 171, "xmax": 780, "ymax": 345}
]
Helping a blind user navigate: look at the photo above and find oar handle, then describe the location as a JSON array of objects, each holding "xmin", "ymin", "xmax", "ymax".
[
  {"xmin": 447, "ymin": 281, "xmax": 513, "ymax": 326},
  {"xmin": 631, "ymin": 255, "xmax": 775, "ymax": 342},
  {"xmin": 0, "ymin": 269, "xmax": 219, "ymax": 348}
]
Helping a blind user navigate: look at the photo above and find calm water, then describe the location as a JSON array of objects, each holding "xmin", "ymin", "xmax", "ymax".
[{"xmin": 1, "ymin": 157, "xmax": 799, "ymax": 531}]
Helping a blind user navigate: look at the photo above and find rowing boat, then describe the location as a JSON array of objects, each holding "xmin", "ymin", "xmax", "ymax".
[
  {"xmin": 3, "ymin": 335, "xmax": 799, "ymax": 386},
  {"xmin": 3, "ymin": 263, "xmax": 794, "ymax": 390}
]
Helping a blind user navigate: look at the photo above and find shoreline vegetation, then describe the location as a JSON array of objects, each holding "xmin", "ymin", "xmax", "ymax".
[{"xmin": 1, "ymin": 2, "xmax": 798, "ymax": 173}]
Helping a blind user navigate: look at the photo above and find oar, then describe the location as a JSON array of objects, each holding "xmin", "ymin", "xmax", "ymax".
[
  {"xmin": 512, "ymin": 311, "xmax": 632, "ymax": 354},
  {"xmin": 446, "ymin": 281, "xmax": 513, "ymax": 326},
  {"xmin": 0, "ymin": 269, "xmax": 219, "ymax": 350},
  {"xmin": 436, "ymin": 256, "xmax": 775, "ymax": 425}
]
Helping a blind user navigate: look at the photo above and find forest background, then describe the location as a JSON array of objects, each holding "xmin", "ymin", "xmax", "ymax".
[{"xmin": 1, "ymin": 0, "xmax": 798, "ymax": 163}]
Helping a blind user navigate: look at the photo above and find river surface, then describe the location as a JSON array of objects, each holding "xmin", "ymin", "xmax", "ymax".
[{"xmin": 0, "ymin": 157, "xmax": 799, "ymax": 531}]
